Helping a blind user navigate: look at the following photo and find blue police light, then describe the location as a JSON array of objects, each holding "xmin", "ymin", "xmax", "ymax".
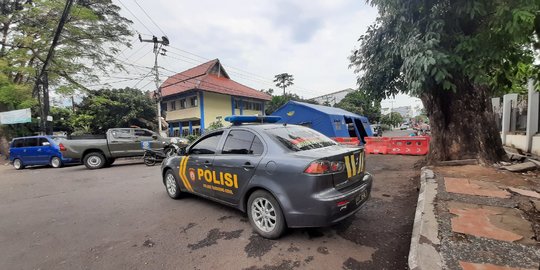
[{"xmin": 224, "ymin": 115, "xmax": 282, "ymax": 124}]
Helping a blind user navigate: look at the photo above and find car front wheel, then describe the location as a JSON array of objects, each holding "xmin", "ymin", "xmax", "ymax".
[
  {"xmin": 83, "ymin": 152, "xmax": 106, "ymax": 170},
  {"xmin": 51, "ymin": 157, "xmax": 63, "ymax": 168},
  {"xmin": 247, "ymin": 190, "xmax": 286, "ymax": 239},
  {"xmin": 13, "ymin": 158, "xmax": 24, "ymax": 170},
  {"xmin": 164, "ymin": 169, "xmax": 182, "ymax": 199}
]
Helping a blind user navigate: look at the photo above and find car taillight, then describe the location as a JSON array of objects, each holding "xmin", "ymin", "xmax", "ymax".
[
  {"xmin": 58, "ymin": 143, "xmax": 66, "ymax": 151},
  {"xmin": 304, "ymin": 160, "xmax": 344, "ymax": 174}
]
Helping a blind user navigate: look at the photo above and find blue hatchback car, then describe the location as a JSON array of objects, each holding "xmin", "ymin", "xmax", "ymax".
[{"xmin": 9, "ymin": 136, "xmax": 78, "ymax": 170}]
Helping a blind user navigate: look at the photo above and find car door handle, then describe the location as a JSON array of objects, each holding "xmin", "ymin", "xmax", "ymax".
[
  {"xmin": 242, "ymin": 162, "xmax": 255, "ymax": 169},
  {"xmin": 203, "ymin": 161, "xmax": 213, "ymax": 167}
]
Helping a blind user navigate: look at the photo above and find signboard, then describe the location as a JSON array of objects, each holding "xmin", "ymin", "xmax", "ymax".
[{"xmin": 0, "ymin": 108, "xmax": 31, "ymax": 124}]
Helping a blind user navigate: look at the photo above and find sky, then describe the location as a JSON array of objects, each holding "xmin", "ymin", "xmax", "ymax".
[{"xmin": 101, "ymin": 0, "xmax": 421, "ymax": 109}]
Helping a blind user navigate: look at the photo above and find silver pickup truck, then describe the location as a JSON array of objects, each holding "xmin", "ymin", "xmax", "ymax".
[{"xmin": 59, "ymin": 128, "xmax": 186, "ymax": 169}]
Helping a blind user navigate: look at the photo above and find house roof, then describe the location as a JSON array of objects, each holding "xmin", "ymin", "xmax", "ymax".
[{"xmin": 160, "ymin": 59, "xmax": 271, "ymax": 101}]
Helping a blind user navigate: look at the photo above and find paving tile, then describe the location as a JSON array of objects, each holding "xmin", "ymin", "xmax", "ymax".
[
  {"xmin": 459, "ymin": 261, "xmax": 538, "ymax": 270},
  {"xmin": 444, "ymin": 177, "xmax": 511, "ymax": 198},
  {"xmin": 449, "ymin": 202, "xmax": 534, "ymax": 243},
  {"xmin": 508, "ymin": 187, "xmax": 540, "ymax": 199}
]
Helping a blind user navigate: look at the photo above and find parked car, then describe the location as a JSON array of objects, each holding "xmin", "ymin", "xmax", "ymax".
[
  {"xmin": 60, "ymin": 128, "xmax": 187, "ymax": 170},
  {"xmin": 161, "ymin": 116, "xmax": 373, "ymax": 239},
  {"xmin": 9, "ymin": 136, "xmax": 79, "ymax": 170},
  {"xmin": 399, "ymin": 123, "xmax": 410, "ymax": 130}
]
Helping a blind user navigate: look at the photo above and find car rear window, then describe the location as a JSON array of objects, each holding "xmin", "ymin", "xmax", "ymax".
[{"xmin": 265, "ymin": 126, "xmax": 337, "ymax": 151}]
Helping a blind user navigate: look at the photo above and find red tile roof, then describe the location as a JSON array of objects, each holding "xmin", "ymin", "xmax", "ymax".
[{"xmin": 160, "ymin": 59, "xmax": 271, "ymax": 101}]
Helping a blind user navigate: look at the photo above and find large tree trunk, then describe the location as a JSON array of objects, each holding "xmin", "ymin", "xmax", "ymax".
[{"xmin": 421, "ymin": 79, "xmax": 506, "ymax": 164}]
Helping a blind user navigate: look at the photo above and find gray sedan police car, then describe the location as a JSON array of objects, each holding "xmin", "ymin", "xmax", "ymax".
[{"xmin": 161, "ymin": 116, "xmax": 373, "ymax": 239}]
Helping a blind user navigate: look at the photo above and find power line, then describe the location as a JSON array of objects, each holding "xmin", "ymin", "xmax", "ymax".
[
  {"xmin": 131, "ymin": 49, "xmax": 152, "ymax": 64},
  {"xmin": 132, "ymin": 69, "xmax": 155, "ymax": 88},
  {"xmin": 132, "ymin": 0, "xmax": 166, "ymax": 36},
  {"xmin": 163, "ymin": 46, "xmax": 327, "ymax": 97},
  {"xmin": 117, "ymin": 0, "xmax": 154, "ymax": 34}
]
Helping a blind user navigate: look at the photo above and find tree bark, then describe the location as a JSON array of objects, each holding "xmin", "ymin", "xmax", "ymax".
[{"xmin": 421, "ymin": 79, "xmax": 506, "ymax": 164}]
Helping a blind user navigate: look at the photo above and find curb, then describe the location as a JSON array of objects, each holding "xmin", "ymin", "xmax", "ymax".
[{"xmin": 408, "ymin": 167, "xmax": 443, "ymax": 270}]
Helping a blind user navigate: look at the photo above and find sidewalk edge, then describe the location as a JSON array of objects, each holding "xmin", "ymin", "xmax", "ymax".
[{"xmin": 408, "ymin": 167, "xmax": 443, "ymax": 270}]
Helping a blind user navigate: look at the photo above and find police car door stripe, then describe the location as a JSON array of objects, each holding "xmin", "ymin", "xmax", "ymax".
[
  {"xmin": 344, "ymin": 156, "xmax": 352, "ymax": 178},
  {"xmin": 178, "ymin": 157, "xmax": 192, "ymax": 192},
  {"xmin": 178, "ymin": 157, "xmax": 188, "ymax": 190},
  {"xmin": 181, "ymin": 157, "xmax": 193, "ymax": 192}
]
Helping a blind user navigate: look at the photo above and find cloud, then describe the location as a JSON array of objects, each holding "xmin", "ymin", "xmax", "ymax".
[{"xmin": 111, "ymin": 0, "xmax": 379, "ymax": 98}]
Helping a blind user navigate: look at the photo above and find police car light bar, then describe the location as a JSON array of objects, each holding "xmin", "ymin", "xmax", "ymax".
[{"xmin": 224, "ymin": 115, "xmax": 282, "ymax": 124}]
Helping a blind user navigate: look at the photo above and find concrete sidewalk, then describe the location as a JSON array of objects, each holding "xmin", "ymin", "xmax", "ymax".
[{"xmin": 410, "ymin": 165, "xmax": 540, "ymax": 270}]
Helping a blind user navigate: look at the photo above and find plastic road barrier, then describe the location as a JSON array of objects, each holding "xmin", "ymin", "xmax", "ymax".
[{"xmin": 365, "ymin": 137, "xmax": 390, "ymax": 154}]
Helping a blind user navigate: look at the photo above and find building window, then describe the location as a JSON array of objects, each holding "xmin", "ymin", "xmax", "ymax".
[
  {"xmin": 190, "ymin": 96, "xmax": 198, "ymax": 107},
  {"xmin": 170, "ymin": 101, "xmax": 176, "ymax": 110},
  {"xmin": 180, "ymin": 99, "xmax": 186, "ymax": 109},
  {"xmin": 163, "ymin": 102, "xmax": 168, "ymax": 111}
]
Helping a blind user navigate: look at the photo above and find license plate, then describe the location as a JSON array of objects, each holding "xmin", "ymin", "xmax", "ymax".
[{"xmin": 355, "ymin": 190, "xmax": 367, "ymax": 205}]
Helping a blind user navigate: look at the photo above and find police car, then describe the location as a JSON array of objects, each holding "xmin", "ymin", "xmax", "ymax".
[{"xmin": 161, "ymin": 116, "xmax": 373, "ymax": 239}]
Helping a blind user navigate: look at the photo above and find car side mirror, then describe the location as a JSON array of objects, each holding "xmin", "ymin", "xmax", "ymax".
[
  {"xmin": 42, "ymin": 142, "xmax": 50, "ymax": 146},
  {"xmin": 152, "ymin": 135, "xmax": 158, "ymax": 140},
  {"xmin": 179, "ymin": 147, "xmax": 187, "ymax": 155}
]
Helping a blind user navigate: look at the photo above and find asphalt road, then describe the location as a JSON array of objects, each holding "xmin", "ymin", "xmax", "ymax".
[{"xmin": 0, "ymin": 153, "xmax": 421, "ymax": 270}]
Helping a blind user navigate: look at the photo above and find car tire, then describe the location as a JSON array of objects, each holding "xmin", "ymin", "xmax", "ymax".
[
  {"xmin": 247, "ymin": 190, "xmax": 286, "ymax": 239},
  {"xmin": 13, "ymin": 158, "xmax": 24, "ymax": 170},
  {"xmin": 83, "ymin": 152, "xmax": 106, "ymax": 170},
  {"xmin": 164, "ymin": 169, "xmax": 182, "ymax": 199},
  {"xmin": 50, "ymin": 157, "xmax": 63, "ymax": 168}
]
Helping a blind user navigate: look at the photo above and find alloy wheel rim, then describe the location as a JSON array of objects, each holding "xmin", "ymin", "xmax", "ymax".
[
  {"xmin": 14, "ymin": 160, "xmax": 21, "ymax": 169},
  {"xmin": 166, "ymin": 174, "xmax": 177, "ymax": 195},
  {"xmin": 52, "ymin": 158, "xmax": 60, "ymax": 167},
  {"xmin": 88, "ymin": 156, "xmax": 101, "ymax": 167},
  {"xmin": 251, "ymin": 198, "xmax": 276, "ymax": 232}
]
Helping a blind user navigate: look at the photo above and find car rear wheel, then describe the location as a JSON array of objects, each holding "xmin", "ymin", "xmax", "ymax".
[
  {"xmin": 13, "ymin": 159, "xmax": 24, "ymax": 170},
  {"xmin": 247, "ymin": 190, "xmax": 286, "ymax": 239},
  {"xmin": 50, "ymin": 157, "xmax": 63, "ymax": 168},
  {"xmin": 164, "ymin": 169, "xmax": 182, "ymax": 199},
  {"xmin": 83, "ymin": 152, "xmax": 106, "ymax": 170}
]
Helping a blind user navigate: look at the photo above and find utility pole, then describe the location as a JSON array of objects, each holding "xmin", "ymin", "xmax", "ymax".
[
  {"xmin": 34, "ymin": 0, "xmax": 74, "ymax": 135},
  {"xmin": 139, "ymin": 34, "xmax": 169, "ymax": 135}
]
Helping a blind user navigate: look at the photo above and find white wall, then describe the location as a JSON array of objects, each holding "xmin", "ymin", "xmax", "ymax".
[{"xmin": 505, "ymin": 134, "xmax": 528, "ymax": 152}]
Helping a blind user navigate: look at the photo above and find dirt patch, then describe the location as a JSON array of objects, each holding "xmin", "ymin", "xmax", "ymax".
[
  {"xmin": 334, "ymin": 154, "xmax": 422, "ymax": 269},
  {"xmin": 518, "ymin": 201, "xmax": 540, "ymax": 242},
  {"xmin": 243, "ymin": 260, "xmax": 301, "ymax": 270},
  {"xmin": 187, "ymin": 228, "xmax": 243, "ymax": 250},
  {"xmin": 244, "ymin": 233, "xmax": 276, "ymax": 258}
]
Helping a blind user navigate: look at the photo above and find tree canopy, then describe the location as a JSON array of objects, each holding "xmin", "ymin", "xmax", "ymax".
[
  {"xmin": 264, "ymin": 93, "xmax": 317, "ymax": 115},
  {"xmin": 0, "ymin": 0, "xmax": 132, "ymax": 98},
  {"xmin": 334, "ymin": 90, "xmax": 381, "ymax": 123},
  {"xmin": 72, "ymin": 88, "xmax": 156, "ymax": 134},
  {"xmin": 350, "ymin": 0, "xmax": 540, "ymax": 163},
  {"xmin": 351, "ymin": 0, "xmax": 540, "ymax": 99},
  {"xmin": 380, "ymin": 112, "xmax": 403, "ymax": 128},
  {"xmin": 273, "ymin": 73, "xmax": 294, "ymax": 96}
]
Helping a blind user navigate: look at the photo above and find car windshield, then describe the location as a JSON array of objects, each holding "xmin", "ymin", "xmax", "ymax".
[{"xmin": 265, "ymin": 126, "xmax": 337, "ymax": 151}]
